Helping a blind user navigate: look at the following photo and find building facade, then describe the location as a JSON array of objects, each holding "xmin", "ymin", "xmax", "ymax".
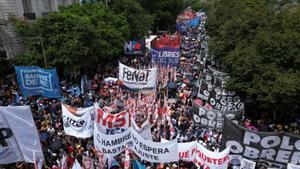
[{"xmin": 0, "ymin": 0, "xmax": 79, "ymax": 59}]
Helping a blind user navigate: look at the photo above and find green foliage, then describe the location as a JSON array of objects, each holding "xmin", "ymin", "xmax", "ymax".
[
  {"xmin": 139, "ymin": 0, "xmax": 185, "ymax": 31},
  {"xmin": 205, "ymin": 0, "xmax": 300, "ymax": 113},
  {"xmin": 14, "ymin": 3, "xmax": 129, "ymax": 75},
  {"xmin": 109, "ymin": 0, "xmax": 154, "ymax": 37}
]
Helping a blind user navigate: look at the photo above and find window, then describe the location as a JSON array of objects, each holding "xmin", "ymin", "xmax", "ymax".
[{"xmin": 22, "ymin": 0, "xmax": 33, "ymax": 13}]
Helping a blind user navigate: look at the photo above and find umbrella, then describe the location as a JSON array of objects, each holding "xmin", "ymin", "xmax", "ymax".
[
  {"xmin": 168, "ymin": 98, "xmax": 177, "ymax": 104},
  {"xmin": 193, "ymin": 98, "xmax": 203, "ymax": 106},
  {"xmin": 104, "ymin": 77, "xmax": 118, "ymax": 83},
  {"xmin": 183, "ymin": 78, "xmax": 191, "ymax": 84},
  {"xmin": 167, "ymin": 81, "xmax": 177, "ymax": 89}
]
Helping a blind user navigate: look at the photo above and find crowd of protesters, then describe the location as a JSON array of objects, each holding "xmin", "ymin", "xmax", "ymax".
[{"xmin": 0, "ymin": 9, "xmax": 300, "ymax": 169}]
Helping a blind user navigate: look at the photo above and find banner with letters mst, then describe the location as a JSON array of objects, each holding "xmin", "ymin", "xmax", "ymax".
[
  {"xmin": 62, "ymin": 104, "xmax": 93, "ymax": 138},
  {"xmin": 221, "ymin": 118, "xmax": 300, "ymax": 169},
  {"xmin": 0, "ymin": 106, "xmax": 44, "ymax": 164},
  {"xmin": 119, "ymin": 62, "xmax": 157, "ymax": 89},
  {"xmin": 192, "ymin": 104, "xmax": 242, "ymax": 131},
  {"xmin": 15, "ymin": 66, "xmax": 61, "ymax": 98}
]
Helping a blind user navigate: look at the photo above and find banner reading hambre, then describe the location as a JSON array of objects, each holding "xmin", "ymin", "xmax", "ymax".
[
  {"xmin": 130, "ymin": 127, "xmax": 178, "ymax": 163},
  {"xmin": 221, "ymin": 118, "xmax": 300, "ymax": 169},
  {"xmin": 94, "ymin": 127, "xmax": 131, "ymax": 157},
  {"xmin": 15, "ymin": 66, "xmax": 61, "ymax": 98},
  {"xmin": 62, "ymin": 104, "xmax": 93, "ymax": 138},
  {"xmin": 119, "ymin": 62, "xmax": 157, "ymax": 89},
  {"xmin": 0, "ymin": 106, "xmax": 44, "ymax": 164}
]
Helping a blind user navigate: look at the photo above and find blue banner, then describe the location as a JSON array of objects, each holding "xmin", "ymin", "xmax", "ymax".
[
  {"xmin": 151, "ymin": 48, "xmax": 180, "ymax": 67},
  {"xmin": 15, "ymin": 66, "xmax": 61, "ymax": 98}
]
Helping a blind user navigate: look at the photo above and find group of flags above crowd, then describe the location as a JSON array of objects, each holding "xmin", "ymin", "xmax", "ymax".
[{"xmin": 1, "ymin": 8, "xmax": 300, "ymax": 169}]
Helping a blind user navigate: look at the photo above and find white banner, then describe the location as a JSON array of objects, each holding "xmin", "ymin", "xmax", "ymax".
[
  {"xmin": 0, "ymin": 106, "xmax": 44, "ymax": 164},
  {"xmin": 94, "ymin": 124, "xmax": 131, "ymax": 157},
  {"xmin": 178, "ymin": 141, "xmax": 197, "ymax": 162},
  {"xmin": 132, "ymin": 119, "xmax": 152, "ymax": 141},
  {"xmin": 119, "ymin": 62, "xmax": 157, "ymax": 89},
  {"xmin": 194, "ymin": 143, "xmax": 230, "ymax": 169},
  {"xmin": 62, "ymin": 104, "xmax": 93, "ymax": 138},
  {"xmin": 240, "ymin": 158, "xmax": 256, "ymax": 169},
  {"xmin": 130, "ymin": 127, "xmax": 178, "ymax": 163},
  {"xmin": 94, "ymin": 104, "xmax": 129, "ymax": 134},
  {"xmin": 288, "ymin": 163, "xmax": 300, "ymax": 169}
]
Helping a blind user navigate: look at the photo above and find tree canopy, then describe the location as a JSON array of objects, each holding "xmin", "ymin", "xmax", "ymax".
[
  {"xmin": 204, "ymin": 0, "xmax": 300, "ymax": 115},
  {"xmin": 14, "ymin": 3, "xmax": 129, "ymax": 76}
]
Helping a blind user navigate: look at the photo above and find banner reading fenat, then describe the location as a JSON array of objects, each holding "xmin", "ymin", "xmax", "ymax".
[
  {"xmin": 94, "ymin": 104, "xmax": 129, "ymax": 135},
  {"xmin": 0, "ymin": 106, "xmax": 44, "ymax": 164},
  {"xmin": 221, "ymin": 118, "xmax": 300, "ymax": 169},
  {"xmin": 15, "ymin": 66, "xmax": 61, "ymax": 98},
  {"xmin": 62, "ymin": 104, "xmax": 93, "ymax": 138},
  {"xmin": 118, "ymin": 62, "xmax": 157, "ymax": 89},
  {"xmin": 130, "ymin": 127, "xmax": 178, "ymax": 163}
]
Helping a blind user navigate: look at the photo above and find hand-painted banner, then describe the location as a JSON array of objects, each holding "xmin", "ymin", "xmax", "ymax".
[
  {"xmin": 221, "ymin": 118, "xmax": 300, "ymax": 169},
  {"xmin": 123, "ymin": 39, "xmax": 145, "ymax": 55},
  {"xmin": 62, "ymin": 104, "xmax": 93, "ymax": 138},
  {"xmin": 15, "ymin": 66, "xmax": 61, "ymax": 98},
  {"xmin": 192, "ymin": 104, "xmax": 242, "ymax": 131},
  {"xmin": 130, "ymin": 127, "xmax": 179, "ymax": 163},
  {"xmin": 94, "ymin": 104, "xmax": 129, "ymax": 134},
  {"xmin": 0, "ymin": 106, "xmax": 44, "ymax": 164},
  {"xmin": 119, "ymin": 62, "xmax": 157, "ymax": 89},
  {"xmin": 94, "ymin": 126, "xmax": 131, "ymax": 157},
  {"xmin": 208, "ymin": 87, "xmax": 244, "ymax": 112},
  {"xmin": 178, "ymin": 141, "xmax": 197, "ymax": 162},
  {"xmin": 193, "ymin": 143, "xmax": 230, "ymax": 169},
  {"xmin": 151, "ymin": 48, "xmax": 180, "ymax": 67}
]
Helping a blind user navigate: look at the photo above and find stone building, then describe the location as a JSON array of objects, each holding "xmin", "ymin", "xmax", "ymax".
[{"xmin": 0, "ymin": 0, "xmax": 79, "ymax": 59}]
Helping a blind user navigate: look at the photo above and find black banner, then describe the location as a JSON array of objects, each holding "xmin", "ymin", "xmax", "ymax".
[
  {"xmin": 192, "ymin": 105, "xmax": 242, "ymax": 131},
  {"xmin": 221, "ymin": 118, "xmax": 300, "ymax": 169},
  {"xmin": 208, "ymin": 87, "xmax": 244, "ymax": 112},
  {"xmin": 197, "ymin": 79, "xmax": 212, "ymax": 100}
]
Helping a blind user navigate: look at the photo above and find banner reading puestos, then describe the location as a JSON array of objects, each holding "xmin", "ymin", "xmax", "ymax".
[
  {"xmin": 130, "ymin": 127, "xmax": 178, "ymax": 163},
  {"xmin": 118, "ymin": 62, "xmax": 157, "ymax": 89},
  {"xmin": 15, "ymin": 66, "xmax": 61, "ymax": 98},
  {"xmin": 221, "ymin": 118, "xmax": 300, "ymax": 169}
]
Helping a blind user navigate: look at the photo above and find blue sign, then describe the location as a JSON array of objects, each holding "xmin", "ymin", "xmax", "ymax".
[
  {"xmin": 15, "ymin": 66, "xmax": 61, "ymax": 98},
  {"xmin": 188, "ymin": 17, "xmax": 201, "ymax": 28},
  {"xmin": 151, "ymin": 48, "xmax": 180, "ymax": 67}
]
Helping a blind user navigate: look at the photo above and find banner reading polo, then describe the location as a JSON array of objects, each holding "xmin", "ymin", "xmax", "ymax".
[
  {"xmin": 95, "ymin": 104, "xmax": 129, "ymax": 134},
  {"xmin": 119, "ymin": 62, "xmax": 157, "ymax": 89},
  {"xmin": 62, "ymin": 104, "xmax": 93, "ymax": 138},
  {"xmin": 221, "ymin": 118, "xmax": 300, "ymax": 169},
  {"xmin": 130, "ymin": 127, "xmax": 178, "ymax": 163},
  {"xmin": 15, "ymin": 66, "xmax": 61, "ymax": 98}
]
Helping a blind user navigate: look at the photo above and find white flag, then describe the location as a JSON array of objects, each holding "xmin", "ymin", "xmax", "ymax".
[{"xmin": 72, "ymin": 159, "xmax": 82, "ymax": 169}]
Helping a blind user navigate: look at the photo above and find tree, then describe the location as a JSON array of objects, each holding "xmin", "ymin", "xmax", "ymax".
[
  {"xmin": 139, "ymin": 0, "xmax": 185, "ymax": 32},
  {"xmin": 14, "ymin": 3, "xmax": 129, "ymax": 78},
  {"xmin": 205, "ymin": 0, "xmax": 300, "ymax": 116},
  {"xmin": 109, "ymin": 0, "xmax": 153, "ymax": 37}
]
